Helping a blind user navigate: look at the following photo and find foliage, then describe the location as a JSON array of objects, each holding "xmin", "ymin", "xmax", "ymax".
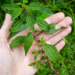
[{"xmin": 0, "ymin": 0, "xmax": 75, "ymax": 75}]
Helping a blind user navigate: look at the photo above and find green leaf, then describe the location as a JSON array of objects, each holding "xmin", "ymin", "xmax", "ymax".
[
  {"xmin": 37, "ymin": 42, "xmax": 42, "ymax": 46},
  {"xmin": 26, "ymin": 15, "xmax": 35, "ymax": 32},
  {"xmin": 15, "ymin": 2, "xmax": 22, "ymax": 5},
  {"xmin": 44, "ymin": 24, "xmax": 67, "ymax": 33},
  {"xmin": 11, "ymin": 8, "xmax": 22, "ymax": 20},
  {"xmin": 10, "ymin": 0, "xmax": 14, "ymax": 3},
  {"xmin": 23, "ymin": 0, "xmax": 28, "ymax": 4},
  {"xmin": 29, "ymin": 62, "xmax": 36, "ymax": 66},
  {"xmin": 45, "ymin": 44, "xmax": 62, "ymax": 62},
  {"xmin": 36, "ymin": 20, "xmax": 49, "ymax": 31},
  {"xmin": 40, "ymin": 37, "xmax": 45, "ymax": 44},
  {"xmin": 41, "ymin": 56, "xmax": 46, "ymax": 60},
  {"xmin": 38, "ymin": 50, "xmax": 43, "ymax": 54},
  {"xmin": 24, "ymin": 32, "xmax": 33, "ymax": 55},
  {"xmin": 34, "ymin": 56, "xmax": 37, "ymax": 60},
  {"xmin": 38, "ymin": 60, "xmax": 42, "ymax": 64},
  {"xmin": 9, "ymin": 20, "xmax": 23, "ymax": 32},
  {"xmin": 36, "ymin": 12, "xmax": 50, "ymax": 20},
  {"xmin": 32, "ymin": 49, "xmax": 37, "ymax": 54},
  {"xmin": 36, "ymin": 64, "xmax": 39, "ymax": 70},
  {"xmin": 25, "ymin": 5, "xmax": 31, "ymax": 14},
  {"xmin": 10, "ymin": 36, "xmax": 25, "ymax": 49},
  {"xmin": 1, "ymin": 4, "xmax": 19, "ymax": 10},
  {"xmin": 29, "ymin": 2, "xmax": 42, "ymax": 10}
]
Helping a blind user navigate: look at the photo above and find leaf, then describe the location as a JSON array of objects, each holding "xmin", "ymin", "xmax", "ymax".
[
  {"xmin": 29, "ymin": 2, "xmax": 42, "ymax": 10},
  {"xmin": 36, "ymin": 20, "xmax": 49, "ymax": 31},
  {"xmin": 44, "ymin": 44, "xmax": 62, "ymax": 62},
  {"xmin": 9, "ymin": 20, "xmax": 23, "ymax": 32},
  {"xmin": 41, "ymin": 37, "xmax": 45, "ymax": 43},
  {"xmin": 36, "ymin": 12, "xmax": 50, "ymax": 20},
  {"xmin": 41, "ymin": 56, "xmax": 46, "ymax": 60},
  {"xmin": 25, "ymin": 5, "xmax": 31, "ymax": 14},
  {"xmin": 24, "ymin": 32, "xmax": 33, "ymax": 55},
  {"xmin": 36, "ymin": 64, "xmax": 39, "ymax": 70},
  {"xmin": 34, "ymin": 56, "xmax": 37, "ymax": 60},
  {"xmin": 26, "ymin": 15, "xmax": 35, "ymax": 32},
  {"xmin": 32, "ymin": 49, "xmax": 37, "ymax": 54},
  {"xmin": 15, "ymin": 2, "xmax": 22, "ymax": 5},
  {"xmin": 11, "ymin": 8, "xmax": 22, "ymax": 20},
  {"xmin": 23, "ymin": 0, "xmax": 28, "ymax": 4},
  {"xmin": 10, "ymin": 36, "xmax": 25, "ymax": 49},
  {"xmin": 38, "ymin": 60, "xmax": 42, "ymax": 64},
  {"xmin": 10, "ymin": 0, "xmax": 14, "ymax": 3},
  {"xmin": 38, "ymin": 50, "xmax": 43, "ymax": 54},
  {"xmin": 1, "ymin": 4, "xmax": 19, "ymax": 10},
  {"xmin": 44, "ymin": 24, "xmax": 67, "ymax": 33},
  {"xmin": 37, "ymin": 42, "xmax": 42, "ymax": 46},
  {"xmin": 29, "ymin": 62, "xmax": 36, "ymax": 66}
]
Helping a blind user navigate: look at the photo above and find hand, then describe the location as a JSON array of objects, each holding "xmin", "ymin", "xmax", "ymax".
[{"xmin": 0, "ymin": 12, "xmax": 72, "ymax": 75}]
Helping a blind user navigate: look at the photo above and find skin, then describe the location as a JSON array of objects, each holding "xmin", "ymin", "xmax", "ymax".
[{"xmin": 0, "ymin": 12, "xmax": 72, "ymax": 75}]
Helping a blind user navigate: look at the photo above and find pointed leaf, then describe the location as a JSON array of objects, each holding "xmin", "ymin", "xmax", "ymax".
[
  {"xmin": 29, "ymin": 62, "xmax": 36, "ymax": 66},
  {"xmin": 15, "ymin": 2, "xmax": 22, "ymax": 5},
  {"xmin": 11, "ymin": 8, "xmax": 22, "ymax": 20},
  {"xmin": 34, "ymin": 56, "xmax": 37, "ymax": 60},
  {"xmin": 36, "ymin": 20, "xmax": 49, "ymax": 31},
  {"xmin": 38, "ymin": 60, "xmax": 42, "ymax": 64},
  {"xmin": 44, "ymin": 24, "xmax": 67, "ymax": 33},
  {"xmin": 37, "ymin": 42, "xmax": 42, "ymax": 46},
  {"xmin": 32, "ymin": 49, "xmax": 37, "ymax": 54},
  {"xmin": 26, "ymin": 15, "xmax": 35, "ymax": 32},
  {"xmin": 10, "ymin": 36, "xmax": 25, "ymax": 49},
  {"xmin": 23, "ymin": 0, "xmax": 28, "ymax": 4},
  {"xmin": 45, "ymin": 44, "xmax": 62, "ymax": 62},
  {"xmin": 9, "ymin": 20, "xmax": 23, "ymax": 32},
  {"xmin": 38, "ymin": 50, "xmax": 43, "ymax": 54},
  {"xmin": 41, "ymin": 56, "xmax": 46, "ymax": 60},
  {"xmin": 24, "ymin": 32, "xmax": 33, "ymax": 55},
  {"xmin": 29, "ymin": 2, "xmax": 42, "ymax": 10},
  {"xmin": 1, "ymin": 4, "xmax": 19, "ymax": 10},
  {"xmin": 25, "ymin": 5, "xmax": 31, "ymax": 14},
  {"xmin": 36, "ymin": 64, "xmax": 39, "ymax": 70}
]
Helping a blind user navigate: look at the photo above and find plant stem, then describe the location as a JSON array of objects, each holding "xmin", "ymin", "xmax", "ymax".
[
  {"xmin": 34, "ymin": 32, "xmax": 59, "ymax": 74},
  {"xmin": 34, "ymin": 32, "xmax": 39, "ymax": 41}
]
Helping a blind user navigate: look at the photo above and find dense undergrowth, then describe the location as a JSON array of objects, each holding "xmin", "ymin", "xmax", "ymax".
[{"xmin": 0, "ymin": 0, "xmax": 75, "ymax": 75}]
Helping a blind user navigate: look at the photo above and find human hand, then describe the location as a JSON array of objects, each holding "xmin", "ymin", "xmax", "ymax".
[{"xmin": 0, "ymin": 12, "xmax": 72, "ymax": 75}]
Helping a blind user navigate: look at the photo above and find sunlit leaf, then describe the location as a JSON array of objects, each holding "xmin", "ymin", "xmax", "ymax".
[
  {"xmin": 38, "ymin": 50, "xmax": 43, "ymax": 54},
  {"xmin": 23, "ymin": 0, "xmax": 28, "ymax": 4},
  {"xmin": 45, "ymin": 43, "xmax": 62, "ymax": 62},
  {"xmin": 44, "ymin": 24, "xmax": 67, "ymax": 33},
  {"xmin": 10, "ymin": 36, "xmax": 25, "ymax": 49},
  {"xmin": 26, "ymin": 15, "xmax": 35, "ymax": 32},
  {"xmin": 24, "ymin": 32, "xmax": 33, "ymax": 55},
  {"xmin": 9, "ymin": 20, "xmax": 23, "ymax": 32},
  {"xmin": 36, "ymin": 20, "xmax": 49, "ymax": 31},
  {"xmin": 11, "ymin": 8, "xmax": 22, "ymax": 20},
  {"xmin": 29, "ymin": 2, "xmax": 42, "ymax": 10},
  {"xmin": 29, "ymin": 62, "xmax": 36, "ymax": 66},
  {"xmin": 1, "ymin": 4, "xmax": 19, "ymax": 10}
]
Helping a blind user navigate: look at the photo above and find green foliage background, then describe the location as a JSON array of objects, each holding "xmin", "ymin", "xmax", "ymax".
[{"xmin": 0, "ymin": 0, "xmax": 75, "ymax": 75}]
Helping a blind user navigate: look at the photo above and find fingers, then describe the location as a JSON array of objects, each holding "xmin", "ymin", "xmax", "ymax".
[
  {"xmin": 37, "ymin": 16, "xmax": 72, "ymax": 41},
  {"xmin": 55, "ymin": 17, "xmax": 72, "ymax": 29},
  {"xmin": 55, "ymin": 40, "xmax": 65, "ymax": 51},
  {"xmin": 35, "ymin": 12, "xmax": 65, "ymax": 31},
  {"xmin": 46, "ymin": 26, "xmax": 71, "ymax": 45},
  {"xmin": 1, "ymin": 14, "xmax": 13, "ymax": 38}
]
